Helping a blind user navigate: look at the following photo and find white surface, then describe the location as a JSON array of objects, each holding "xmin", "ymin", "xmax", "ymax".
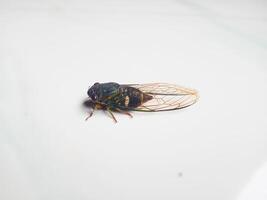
[
  {"xmin": 1, "ymin": 0, "xmax": 267, "ymax": 200},
  {"xmin": 237, "ymin": 161, "xmax": 267, "ymax": 200}
]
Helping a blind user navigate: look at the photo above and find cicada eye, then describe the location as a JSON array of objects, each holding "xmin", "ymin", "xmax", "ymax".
[
  {"xmin": 93, "ymin": 94, "xmax": 98, "ymax": 101},
  {"xmin": 87, "ymin": 83, "xmax": 100, "ymax": 101},
  {"xmin": 89, "ymin": 89, "xmax": 98, "ymax": 101}
]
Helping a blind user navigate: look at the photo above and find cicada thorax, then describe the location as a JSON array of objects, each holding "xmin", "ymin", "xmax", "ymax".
[
  {"xmin": 97, "ymin": 82, "xmax": 120, "ymax": 100},
  {"xmin": 101, "ymin": 86, "xmax": 152, "ymax": 110}
]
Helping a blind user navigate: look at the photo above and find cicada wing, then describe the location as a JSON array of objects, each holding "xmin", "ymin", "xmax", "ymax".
[{"xmin": 122, "ymin": 83, "xmax": 199, "ymax": 112}]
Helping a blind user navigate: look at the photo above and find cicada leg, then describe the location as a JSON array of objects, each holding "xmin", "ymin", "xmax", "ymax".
[
  {"xmin": 85, "ymin": 102, "xmax": 105, "ymax": 121},
  {"xmin": 85, "ymin": 108, "xmax": 95, "ymax": 121},
  {"xmin": 115, "ymin": 108, "xmax": 133, "ymax": 118},
  {"xmin": 106, "ymin": 108, "xmax": 118, "ymax": 123}
]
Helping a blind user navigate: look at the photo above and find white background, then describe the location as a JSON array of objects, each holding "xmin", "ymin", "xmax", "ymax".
[{"xmin": 1, "ymin": 0, "xmax": 267, "ymax": 200}]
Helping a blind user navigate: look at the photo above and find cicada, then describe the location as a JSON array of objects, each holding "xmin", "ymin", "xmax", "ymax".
[{"xmin": 84, "ymin": 82, "xmax": 198, "ymax": 123}]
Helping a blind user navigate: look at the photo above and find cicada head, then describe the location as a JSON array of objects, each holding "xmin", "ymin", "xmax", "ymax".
[{"xmin": 87, "ymin": 82, "xmax": 100, "ymax": 101}]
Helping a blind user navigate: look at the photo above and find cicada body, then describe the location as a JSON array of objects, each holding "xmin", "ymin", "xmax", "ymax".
[{"xmin": 84, "ymin": 82, "xmax": 198, "ymax": 122}]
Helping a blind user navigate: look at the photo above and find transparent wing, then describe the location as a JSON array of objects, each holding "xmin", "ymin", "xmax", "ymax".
[{"xmin": 122, "ymin": 83, "xmax": 199, "ymax": 112}]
